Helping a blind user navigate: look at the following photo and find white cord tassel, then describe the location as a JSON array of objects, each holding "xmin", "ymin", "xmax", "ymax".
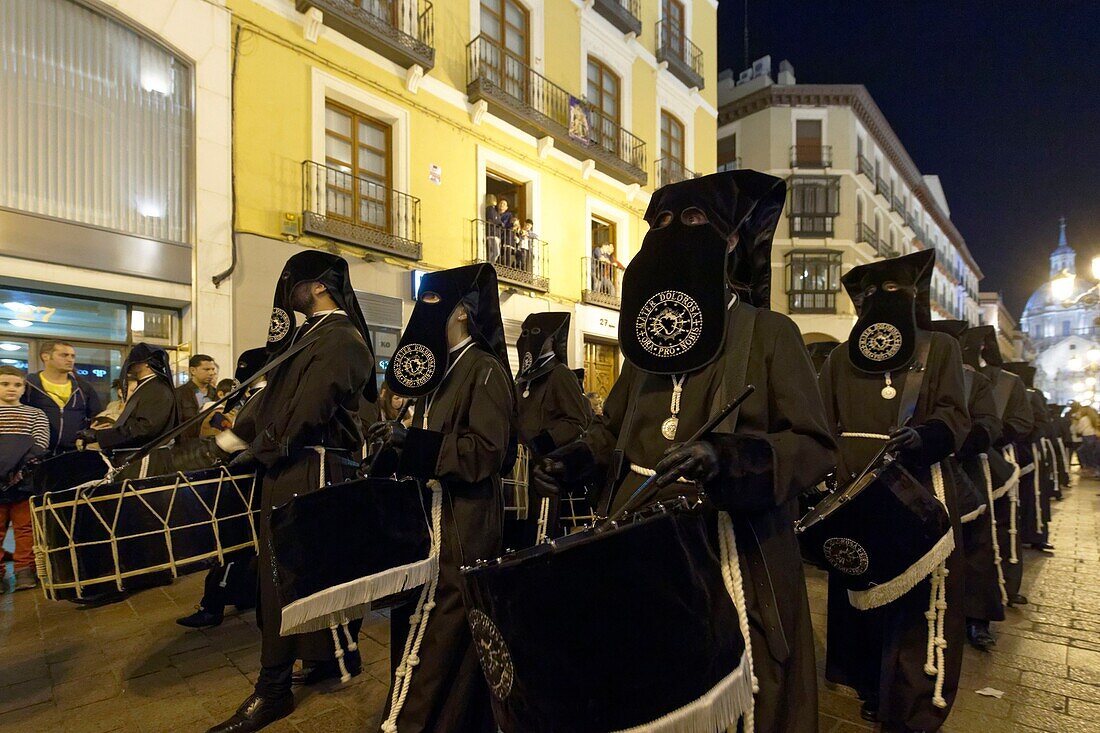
[
  {"xmin": 1031, "ymin": 443, "xmax": 1043, "ymax": 533},
  {"xmin": 923, "ymin": 463, "xmax": 950, "ymax": 708},
  {"xmin": 1043, "ymin": 438, "xmax": 1060, "ymax": 498},
  {"xmin": 341, "ymin": 620, "xmax": 358, "ymax": 652},
  {"xmin": 1004, "ymin": 446, "xmax": 1020, "ymax": 564},
  {"xmin": 717, "ymin": 511, "xmax": 756, "ymax": 733},
  {"xmin": 329, "ymin": 624, "xmax": 351, "ymax": 683},
  {"xmin": 382, "ymin": 482, "xmax": 444, "ymax": 733},
  {"xmin": 981, "ymin": 454, "xmax": 1009, "ymax": 607}
]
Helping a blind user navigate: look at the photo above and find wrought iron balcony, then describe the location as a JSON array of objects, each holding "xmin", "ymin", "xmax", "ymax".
[
  {"xmin": 466, "ymin": 36, "xmax": 646, "ymax": 185},
  {"xmin": 717, "ymin": 158, "xmax": 741, "ymax": 173},
  {"xmin": 891, "ymin": 194, "xmax": 905, "ymax": 215},
  {"xmin": 857, "ymin": 155, "xmax": 875, "ymax": 180},
  {"xmin": 592, "ymin": 0, "xmax": 641, "ymax": 37},
  {"xmin": 656, "ymin": 20, "xmax": 704, "ymax": 90},
  {"xmin": 582, "ymin": 256, "xmax": 622, "ymax": 310},
  {"xmin": 464, "ymin": 37, "xmax": 642, "ymax": 186},
  {"xmin": 790, "ymin": 214, "xmax": 835, "ymax": 238},
  {"xmin": 875, "ymin": 176, "xmax": 891, "ymax": 199},
  {"xmin": 655, "ymin": 158, "xmax": 696, "ymax": 188},
  {"xmin": 790, "ymin": 144, "xmax": 832, "ymax": 169},
  {"xmin": 301, "ymin": 161, "xmax": 422, "ymax": 259},
  {"xmin": 296, "ymin": 0, "xmax": 435, "ymax": 71},
  {"xmin": 471, "ymin": 218, "xmax": 549, "ymax": 292},
  {"xmin": 857, "ymin": 222, "xmax": 878, "ymax": 249},
  {"xmin": 906, "ymin": 212, "xmax": 919, "ymax": 232}
]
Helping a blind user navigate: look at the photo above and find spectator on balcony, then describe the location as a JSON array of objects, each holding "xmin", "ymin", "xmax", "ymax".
[
  {"xmin": 593, "ymin": 241, "xmax": 620, "ymax": 295},
  {"xmin": 484, "ymin": 193, "xmax": 501, "ymax": 263},
  {"xmin": 516, "ymin": 218, "xmax": 537, "ymax": 273},
  {"xmin": 497, "ymin": 197, "xmax": 515, "ymax": 267}
]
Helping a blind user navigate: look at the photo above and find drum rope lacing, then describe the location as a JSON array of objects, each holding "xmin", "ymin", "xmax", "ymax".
[
  {"xmin": 1003, "ymin": 445, "xmax": 1020, "ymax": 564},
  {"xmin": 629, "ymin": 464, "xmax": 692, "ymax": 483},
  {"xmin": 980, "ymin": 454, "xmax": 1010, "ymax": 607},
  {"xmin": 923, "ymin": 462, "xmax": 949, "ymax": 709},
  {"xmin": 535, "ymin": 497, "xmax": 551, "ymax": 544},
  {"xmin": 838, "ymin": 432, "xmax": 892, "ymax": 440}
]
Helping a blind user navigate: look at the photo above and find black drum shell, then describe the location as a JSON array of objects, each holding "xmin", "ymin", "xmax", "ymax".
[
  {"xmin": 800, "ymin": 461, "xmax": 950, "ymax": 592},
  {"xmin": 35, "ymin": 468, "xmax": 256, "ymax": 601},
  {"xmin": 269, "ymin": 477, "xmax": 430, "ymax": 612},
  {"xmin": 460, "ymin": 505, "xmax": 745, "ymax": 733}
]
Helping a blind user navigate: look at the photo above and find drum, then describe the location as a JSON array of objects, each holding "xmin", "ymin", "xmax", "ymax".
[
  {"xmin": 30, "ymin": 467, "xmax": 258, "ymax": 601},
  {"xmin": 30, "ymin": 450, "xmax": 113, "ymax": 494},
  {"xmin": 269, "ymin": 477, "xmax": 436, "ymax": 636},
  {"xmin": 461, "ymin": 501, "xmax": 754, "ymax": 733},
  {"xmin": 948, "ymin": 458, "xmax": 987, "ymax": 524},
  {"xmin": 796, "ymin": 459, "xmax": 953, "ymax": 610},
  {"xmin": 503, "ymin": 444, "xmax": 530, "ymax": 522}
]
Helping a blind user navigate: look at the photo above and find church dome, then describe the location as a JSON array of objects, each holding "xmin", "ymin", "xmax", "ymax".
[{"xmin": 1024, "ymin": 277, "xmax": 1095, "ymax": 316}]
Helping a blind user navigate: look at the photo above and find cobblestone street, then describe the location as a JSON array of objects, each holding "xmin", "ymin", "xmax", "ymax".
[{"xmin": 1, "ymin": 477, "xmax": 1098, "ymax": 733}]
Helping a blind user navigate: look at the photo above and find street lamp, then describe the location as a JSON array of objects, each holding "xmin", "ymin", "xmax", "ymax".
[
  {"xmin": 1051, "ymin": 270, "xmax": 1076, "ymax": 301},
  {"xmin": 1091, "ymin": 256, "xmax": 1100, "ymax": 281},
  {"xmin": 1069, "ymin": 356, "xmax": 1083, "ymax": 371}
]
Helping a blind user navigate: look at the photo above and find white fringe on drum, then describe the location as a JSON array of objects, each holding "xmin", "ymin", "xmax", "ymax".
[
  {"xmin": 980, "ymin": 454, "xmax": 1010, "ymax": 607},
  {"xmin": 847, "ymin": 531, "xmax": 955, "ymax": 611},
  {"xmin": 382, "ymin": 479, "xmax": 444, "ymax": 733}
]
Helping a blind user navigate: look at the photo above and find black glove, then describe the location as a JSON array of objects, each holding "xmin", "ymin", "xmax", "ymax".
[
  {"xmin": 531, "ymin": 457, "xmax": 565, "ymax": 498},
  {"xmin": 655, "ymin": 440, "xmax": 720, "ymax": 486},
  {"xmin": 886, "ymin": 426, "xmax": 922, "ymax": 453},
  {"xmin": 368, "ymin": 421, "xmax": 408, "ymax": 449},
  {"xmin": 75, "ymin": 429, "xmax": 98, "ymax": 448},
  {"xmin": 227, "ymin": 449, "xmax": 258, "ymax": 472}
]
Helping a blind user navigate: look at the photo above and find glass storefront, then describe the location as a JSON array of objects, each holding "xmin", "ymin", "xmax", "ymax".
[{"xmin": 0, "ymin": 288, "xmax": 180, "ymax": 405}]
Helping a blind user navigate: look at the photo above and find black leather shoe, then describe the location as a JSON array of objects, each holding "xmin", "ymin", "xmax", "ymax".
[
  {"xmin": 1030, "ymin": 542, "xmax": 1055, "ymax": 551},
  {"xmin": 206, "ymin": 693, "xmax": 293, "ymax": 733},
  {"xmin": 176, "ymin": 608, "xmax": 224, "ymax": 629},
  {"xmin": 1009, "ymin": 593, "xmax": 1029, "ymax": 606},
  {"xmin": 967, "ymin": 622, "xmax": 994, "ymax": 651},
  {"xmin": 859, "ymin": 697, "xmax": 879, "ymax": 722},
  {"xmin": 292, "ymin": 652, "xmax": 361, "ymax": 685}
]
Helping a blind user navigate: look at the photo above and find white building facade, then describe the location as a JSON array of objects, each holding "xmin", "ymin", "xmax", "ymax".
[{"xmin": 716, "ymin": 60, "xmax": 982, "ymax": 345}]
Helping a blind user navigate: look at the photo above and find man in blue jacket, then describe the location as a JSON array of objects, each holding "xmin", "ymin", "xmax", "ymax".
[{"xmin": 22, "ymin": 341, "xmax": 102, "ymax": 453}]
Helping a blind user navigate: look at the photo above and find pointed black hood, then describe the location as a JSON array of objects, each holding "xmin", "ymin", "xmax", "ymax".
[
  {"xmin": 265, "ymin": 250, "xmax": 377, "ymax": 400},
  {"xmin": 620, "ymin": 170, "xmax": 786, "ymax": 375},
  {"xmin": 979, "ymin": 326, "xmax": 1004, "ymax": 367},
  {"xmin": 516, "ymin": 311, "xmax": 570, "ymax": 386},
  {"xmin": 121, "ymin": 343, "xmax": 173, "ymax": 398},
  {"xmin": 960, "ymin": 326, "xmax": 994, "ymax": 369},
  {"xmin": 1002, "ymin": 362, "xmax": 1036, "ymax": 389},
  {"xmin": 386, "ymin": 264, "xmax": 510, "ymax": 397},
  {"xmin": 234, "ymin": 347, "xmax": 268, "ymax": 384},
  {"xmin": 842, "ymin": 250, "xmax": 935, "ymax": 374}
]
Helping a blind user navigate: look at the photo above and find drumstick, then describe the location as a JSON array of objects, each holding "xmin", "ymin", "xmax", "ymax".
[{"xmin": 599, "ymin": 384, "xmax": 755, "ymax": 528}]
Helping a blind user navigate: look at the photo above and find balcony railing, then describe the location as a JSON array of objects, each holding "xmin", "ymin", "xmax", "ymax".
[
  {"xmin": 857, "ymin": 222, "xmax": 878, "ymax": 249},
  {"xmin": 891, "ymin": 195, "xmax": 905, "ymax": 215},
  {"xmin": 592, "ymin": 0, "xmax": 641, "ymax": 36},
  {"xmin": 790, "ymin": 214, "xmax": 835, "ymax": 238},
  {"xmin": 656, "ymin": 20, "xmax": 704, "ymax": 90},
  {"xmin": 717, "ymin": 158, "xmax": 741, "ymax": 172},
  {"xmin": 875, "ymin": 177, "xmax": 891, "ymax": 199},
  {"xmin": 302, "ymin": 161, "xmax": 422, "ymax": 259},
  {"xmin": 857, "ymin": 155, "xmax": 875, "ymax": 180},
  {"xmin": 582, "ymin": 256, "xmax": 623, "ymax": 310},
  {"xmin": 295, "ymin": 0, "xmax": 435, "ymax": 70},
  {"xmin": 906, "ymin": 212, "xmax": 919, "ymax": 232},
  {"xmin": 789, "ymin": 290, "xmax": 837, "ymax": 314},
  {"xmin": 790, "ymin": 144, "xmax": 832, "ymax": 168},
  {"xmin": 471, "ymin": 218, "xmax": 549, "ymax": 292},
  {"xmin": 655, "ymin": 158, "xmax": 696, "ymax": 188},
  {"xmin": 466, "ymin": 36, "xmax": 646, "ymax": 185}
]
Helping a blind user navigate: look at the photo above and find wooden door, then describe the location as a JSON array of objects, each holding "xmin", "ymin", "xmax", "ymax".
[{"xmin": 584, "ymin": 338, "xmax": 619, "ymax": 402}]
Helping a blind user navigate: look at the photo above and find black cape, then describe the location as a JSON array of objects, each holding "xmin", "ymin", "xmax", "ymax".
[{"xmin": 95, "ymin": 375, "xmax": 178, "ymax": 451}]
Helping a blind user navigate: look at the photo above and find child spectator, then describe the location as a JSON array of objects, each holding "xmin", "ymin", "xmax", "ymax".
[
  {"xmin": 204, "ymin": 378, "xmax": 241, "ymax": 435},
  {"xmin": 0, "ymin": 366, "xmax": 50, "ymax": 591}
]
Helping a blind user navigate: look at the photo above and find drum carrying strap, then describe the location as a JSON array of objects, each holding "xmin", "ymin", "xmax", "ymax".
[{"xmin": 897, "ymin": 331, "xmax": 932, "ymax": 429}]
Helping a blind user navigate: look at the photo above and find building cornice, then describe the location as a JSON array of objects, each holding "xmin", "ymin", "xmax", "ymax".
[{"xmin": 719, "ymin": 83, "xmax": 983, "ymax": 279}]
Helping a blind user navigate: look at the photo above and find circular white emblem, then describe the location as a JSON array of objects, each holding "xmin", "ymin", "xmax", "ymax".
[
  {"xmin": 521, "ymin": 352, "xmax": 533, "ymax": 372},
  {"xmin": 391, "ymin": 344, "xmax": 436, "ymax": 389},
  {"xmin": 268, "ymin": 308, "xmax": 291, "ymax": 343},
  {"xmin": 634, "ymin": 290, "xmax": 703, "ymax": 358},
  {"xmin": 823, "ymin": 537, "xmax": 870, "ymax": 576},
  {"xmin": 469, "ymin": 609, "xmax": 514, "ymax": 700},
  {"xmin": 857, "ymin": 322, "xmax": 903, "ymax": 362}
]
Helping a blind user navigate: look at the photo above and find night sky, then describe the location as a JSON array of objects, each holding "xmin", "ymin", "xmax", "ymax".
[{"xmin": 716, "ymin": 1, "xmax": 1100, "ymax": 317}]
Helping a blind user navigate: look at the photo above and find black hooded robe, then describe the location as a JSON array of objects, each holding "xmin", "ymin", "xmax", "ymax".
[
  {"xmin": 981, "ymin": 365, "xmax": 1033, "ymax": 600},
  {"xmin": 231, "ymin": 314, "xmax": 373, "ymax": 685},
  {"xmin": 382, "ymin": 343, "xmax": 514, "ymax": 733},
  {"xmin": 819, "ymin": 330, "xmax": 970, "ymax": 732},
  {"xmin": 95, "ymin": 374, "xmax": 178, "ymax": 451},
  {"xmin": 1020, "ymin": 389, "xmax": 1053, "ymax": 546},
  {"xmin": 578, "ymin": 305, "xmax": 836, "ymax": 733},
  {"xmin": 956, "ymin": 369, "xmax": 1006, "ymax": 624},
  {"xmin": 515, "ymin": 360, "xmax": 592, "ymax": 541}
]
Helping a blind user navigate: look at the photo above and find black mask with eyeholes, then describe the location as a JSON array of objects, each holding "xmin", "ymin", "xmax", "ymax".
[
  {"xmin": 619, "ymin": 170, "xmax": 786, "ymax": 375},
  {"xmin": 516, "ymin": 312, "xmax": 570, "ymax": 384},
  {"xmin": 385, "ymin": 264, "xmax": 511, "ymax": 397},
  {"xmin": 841, "ymin": 250, "xmax": 936, "ymax": 374}
]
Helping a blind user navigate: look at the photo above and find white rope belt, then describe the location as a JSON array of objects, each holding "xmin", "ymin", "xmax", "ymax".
[
  {"xmin": 1004, "ymin": 446, "xmax": 1020, "ymax": 565},
  {"xmin": 924, "ymin": 462, "xmax": 949, "ymax": 709},
  {"xmin": 1032, "ymin": 443, "xmax": 1044, "ymax": 534},
  {"xmin": 717, "ymin": 511, "xmax": 757, "ymax": 732}
]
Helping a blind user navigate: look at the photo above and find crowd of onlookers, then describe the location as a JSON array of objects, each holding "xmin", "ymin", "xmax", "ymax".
[
  {"xmin": 1071, "ymin": 402, "xmax": 1100, "ymax": 477},
  {"xmin": 483, "ymin": 194, "xmax": 540, "ymax": 275}
]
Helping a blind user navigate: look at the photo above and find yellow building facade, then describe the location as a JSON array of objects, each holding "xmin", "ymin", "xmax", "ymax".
[{"xmin": 227, "ymin": 0, "xmax": 717, "ymax": 395}]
